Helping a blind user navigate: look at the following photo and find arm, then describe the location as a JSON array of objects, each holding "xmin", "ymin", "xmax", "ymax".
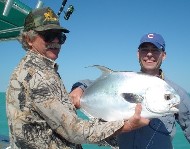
[
  {"xmin": 176, "ymin": 89, "xmax": 190, "ymax": 142},
  {"xmin": 31, "ymin": 73, "xmax": 149, "ymax": 144},
  {"xmin": 166, "ymin": 79, "xmax": 190, "ymax": 142}
]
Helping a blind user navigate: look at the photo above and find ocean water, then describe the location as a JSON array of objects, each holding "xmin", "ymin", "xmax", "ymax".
[{"xmin": 0, "ymin": 92, "xmax": 189, "ymax": 148}]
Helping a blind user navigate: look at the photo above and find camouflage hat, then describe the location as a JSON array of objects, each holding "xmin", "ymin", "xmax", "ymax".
[{"xmin": 24, "ymin": 7, "xmax": 69, "ymax": 33}]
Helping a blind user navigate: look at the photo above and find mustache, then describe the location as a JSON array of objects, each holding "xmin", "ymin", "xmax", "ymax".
[{"xmin": 46, "ymin": 43, "xmax": 61, "ymax": 49}]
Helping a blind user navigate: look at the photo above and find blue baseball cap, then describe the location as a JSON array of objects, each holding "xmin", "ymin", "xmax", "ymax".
[{"xmin": 138, "ymin": 33, "xmax": 165, "ymax": 51}]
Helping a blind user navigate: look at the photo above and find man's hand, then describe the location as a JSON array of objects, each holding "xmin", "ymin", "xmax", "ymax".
[
  {"xmin": 69, "ymin": 87, "xmax": 84, "ymax": 109},
  {"xmin": 122, "ymin": 103, "xmax": 150, "ymax": 132}
]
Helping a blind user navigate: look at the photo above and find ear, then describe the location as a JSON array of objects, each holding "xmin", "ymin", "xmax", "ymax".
[
  {"xmin": 162, "ymin": 51, "xmax": 166, "ymax": 61},
  {"xmin": 27, "ymin": 36, "xmax": 33, "ymax": 46},
  {"xmin": 137, "ymin": 50, "xmax": 140, "ymax": 59},
  {"xmin": 24, "ymin": 34, "xmax": 34, "ymax": 46}
]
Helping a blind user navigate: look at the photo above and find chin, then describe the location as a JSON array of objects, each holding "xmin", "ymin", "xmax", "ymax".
[
  {"xmin": 52, "ymin": 56, "xmax": 58, "ymax": 60},
  {"xmin": 142, "ymin": 64, "xmax": 157, "ymax": 71},
  {"xmin": 144, "ymin": 64, "xmax": 156, "ymax": 69},
  {"xmin": 48, "ymin": 55, "xmax": 58, "ymax": 60},
  {"xmin": 143, "ymin": 61, "xmax": 156, "ymax": 67},
  {"xmin": 48, "ymin": 50, "xmax": 60, "ymax": 58}
]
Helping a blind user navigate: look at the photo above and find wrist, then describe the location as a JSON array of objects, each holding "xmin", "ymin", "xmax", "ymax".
[
  {"xmin": 71, "ymin": 82, "xmax": 87, "ymax": 92},
  {"xmin": 122, "ymin": 120, "xmax": 133, "ymax": 132},
  {"xmin": 126, "ymin": 120, "xmax": 133, "ymax": 131}
]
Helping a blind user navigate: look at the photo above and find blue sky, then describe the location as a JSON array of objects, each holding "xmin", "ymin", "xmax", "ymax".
[{"xmin": 1, "ymin": 0, "xmax": 190, "ymax": 93}]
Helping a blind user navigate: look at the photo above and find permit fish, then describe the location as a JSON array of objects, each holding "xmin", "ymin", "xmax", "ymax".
[{"xmin": 80, "ymin": 65, "xmax": 180, "ymax": 121}]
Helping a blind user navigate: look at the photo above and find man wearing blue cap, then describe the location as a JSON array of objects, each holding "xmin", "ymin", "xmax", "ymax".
[{"xmin": 70, "ymin": 33, "xmax": 190, "ymax": 148}]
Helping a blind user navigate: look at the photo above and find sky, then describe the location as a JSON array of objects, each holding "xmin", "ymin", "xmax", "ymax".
[{"xmin": 0, "ymin": 0, "xmax": 190, "ymax": 93}]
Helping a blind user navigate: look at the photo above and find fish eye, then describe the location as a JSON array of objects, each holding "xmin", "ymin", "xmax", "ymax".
[{"xmin": 164, "ymin": 94, "xmax": 172, "ymax": 100}]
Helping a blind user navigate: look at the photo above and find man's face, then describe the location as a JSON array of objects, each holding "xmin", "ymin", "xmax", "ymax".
[
  {"xmin": 137, "ymin": 43, "xmax": 166, "ymax": 72},
  {"xmin": 28, "ymin": 30, "xmax": 65, "ymax": 60}
]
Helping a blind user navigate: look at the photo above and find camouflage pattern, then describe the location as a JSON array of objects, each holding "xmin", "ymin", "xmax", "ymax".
[
  {"xmin": 6, "ymin": 51, "xmax": 124, "ymax": 149},
  {"xmin": 24, "ymin": 7, "xmax": 69, "ymax": 33}
]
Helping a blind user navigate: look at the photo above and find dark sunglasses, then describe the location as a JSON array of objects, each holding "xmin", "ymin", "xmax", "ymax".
[
  {"xmin": 139, "ymin": 47, "xmax": 163, "ymax": 55},
  {"xmin": 37, "ymin": 31, "xmax": 66, "ymax": 44}
]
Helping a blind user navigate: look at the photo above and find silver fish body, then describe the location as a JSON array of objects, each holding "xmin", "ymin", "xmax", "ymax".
[{"xmin": 80, "ymin": 65, "xmax": 180, "ymax": 121}]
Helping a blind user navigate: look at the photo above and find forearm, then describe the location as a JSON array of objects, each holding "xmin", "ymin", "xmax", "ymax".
[
  {"xmin": 57, "ymin": 117, "xmax": 124, "ymax": 144},
  {"xmin": 177, "ymin": 95, "xmax": 190, "ymax": 142},
  {"xmin": 32, "ymin": 81, "xmax": 125, "ymax": 144}
]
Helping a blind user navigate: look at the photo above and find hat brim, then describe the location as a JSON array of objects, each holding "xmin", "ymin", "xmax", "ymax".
[
  {"xmin": 34, "ymin": 24, "xmax": 69, "ymax": 33},
  {"xmin": 138, "ymin": 41, "xmax": 160, "ymax": 49}
]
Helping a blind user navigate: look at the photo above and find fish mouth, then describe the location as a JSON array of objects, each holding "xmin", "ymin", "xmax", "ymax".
[
  {"xmin": 169, "ymin": 103, "xmax": 179, "ymax": 113},
  {"xmin": 145, "ymin": 102, "xmax": 180, "ymax": 114}
]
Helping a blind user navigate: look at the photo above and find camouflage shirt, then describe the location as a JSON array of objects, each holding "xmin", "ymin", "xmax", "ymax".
[{"xmin": 6, "ymin": 51, "xmax": 124, "ymax": 149}]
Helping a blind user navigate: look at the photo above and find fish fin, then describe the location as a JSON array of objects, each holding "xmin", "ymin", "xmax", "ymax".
[
  {"xmin": 121, "ymin": 93, "xmax": 143, "ymax": 103},
  {"xmin": 85, "ymin": 65, "xmax": 114, "ymax": 75}
]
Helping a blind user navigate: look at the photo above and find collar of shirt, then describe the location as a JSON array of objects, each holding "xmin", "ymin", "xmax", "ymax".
[
  {"xmin": 27, "ymin": 50, "xmax": 59, "ymax": 71},
  {"xmin": 158, "ymin": 69, "xmax": 164, "ymax": 80},
  {"xmin": 140, "ymin": 69, "xmax": 165, "ymax": 80}
]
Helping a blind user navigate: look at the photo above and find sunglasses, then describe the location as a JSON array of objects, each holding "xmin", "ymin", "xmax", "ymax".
[
  {"xmin": 37, "ymin": 31, "xmax": 66, "ymax": 44},
  {"xmin": 139, "ymin": 47, "xmax": 163, "ymax": 55}
]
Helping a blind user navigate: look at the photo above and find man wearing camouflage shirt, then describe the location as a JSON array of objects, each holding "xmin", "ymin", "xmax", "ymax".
[{"xmin": 6, "ymin": 7, "xmax": 149, "ymax": 149}]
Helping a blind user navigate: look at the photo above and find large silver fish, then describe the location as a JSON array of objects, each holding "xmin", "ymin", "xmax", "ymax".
[{"xmin": 80, "ymin": 65, "xmax": 180, "ymax": 121}]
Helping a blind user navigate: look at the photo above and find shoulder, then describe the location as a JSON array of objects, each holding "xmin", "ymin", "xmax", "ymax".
[
  {"xmin": 164, "ymin": 78, "xmax": 189, "ymax": 100},
  {"xmin": 165, "ymin": 78, "xmax": 190, "ymax": 121}
]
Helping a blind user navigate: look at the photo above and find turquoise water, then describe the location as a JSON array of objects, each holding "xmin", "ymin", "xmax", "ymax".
[
  {"xmin": 0, "ymin": 93, "xmax": 9, "ymax": 136},
  {"xmin": 0, "ymin": 92, "xmax": 189, "ymax": 148}
]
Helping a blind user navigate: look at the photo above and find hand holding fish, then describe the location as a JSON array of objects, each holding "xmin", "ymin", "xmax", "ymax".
[
  {"xmin": 122, "ymin": 103, "xmax": 150, "ymax": 132},
  {"xmin": 69, "ymin": 87, "xmax": 83, "ymax": 109}
]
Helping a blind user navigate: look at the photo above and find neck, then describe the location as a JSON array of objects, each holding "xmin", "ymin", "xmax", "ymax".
[
  {"xmin": 141, "ymin": 68, "xmax": 164, "ymax": 79},
  {"xmin": 141, "ymin": 69, "xmax": 160, "ymax": 76}
]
